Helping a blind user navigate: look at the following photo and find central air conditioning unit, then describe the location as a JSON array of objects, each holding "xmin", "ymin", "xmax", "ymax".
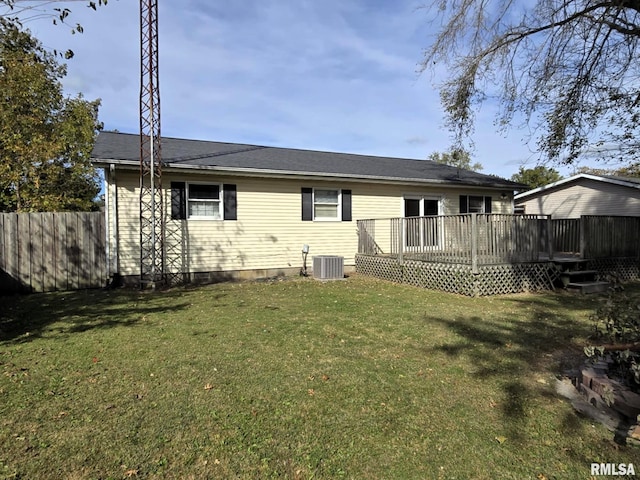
[{"xmin": 313, "ymin": 255, "xmax": 344, "ymax": 280}]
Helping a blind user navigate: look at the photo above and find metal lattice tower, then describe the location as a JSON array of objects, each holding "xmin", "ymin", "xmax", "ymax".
[{"xmin": 139, "ymin": 0, "xmax": 163, "ymax": 288}]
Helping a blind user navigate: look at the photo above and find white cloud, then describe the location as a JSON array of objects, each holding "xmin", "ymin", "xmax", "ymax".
[{"xmin": 18, "ymin": 0, "xmax": 538, "ymax": 177}]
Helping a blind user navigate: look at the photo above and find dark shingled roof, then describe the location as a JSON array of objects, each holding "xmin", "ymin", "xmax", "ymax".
[{"xmin": 92, "ymin": 131, "xmax": 523, "ymax": 189}]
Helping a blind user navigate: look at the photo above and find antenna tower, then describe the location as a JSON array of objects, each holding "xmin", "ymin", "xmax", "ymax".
[{"xmin": 139, "ymin": 0, "xmax": 163, "ymax": 288}]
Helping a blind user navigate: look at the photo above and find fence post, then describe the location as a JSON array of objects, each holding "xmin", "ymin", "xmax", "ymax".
[{"xmin": 471, "ymin": 213, "xmax": 478, "ymax": 274}]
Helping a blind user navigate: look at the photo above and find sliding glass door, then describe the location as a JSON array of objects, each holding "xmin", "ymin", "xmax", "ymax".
[{"xmin": 403, "ymin": 197, "xmax": 440, "ymax": 249}]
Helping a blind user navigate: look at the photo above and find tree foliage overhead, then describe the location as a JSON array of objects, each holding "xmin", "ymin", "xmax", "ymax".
[
  {"xmin": 573, "ymin": 164, "xmax": 640, "ymax": 177},
  {"xmin": 510, "ymin": 166, "xmax": 563, "ymax": 190},
  {"xmin": 428, "ymin": 148, "xmax": 483, "ymax": 172},
  {"xmin": 0, "ymin": 23, "xmax": 102, "ymax": 212},
  {"xmin": 421, "ymin": 0, "xmax": 640, "ymax": 164},
  {"xmin": 0, "ymin": 0, "xmax": 107, "ymax": 58}
]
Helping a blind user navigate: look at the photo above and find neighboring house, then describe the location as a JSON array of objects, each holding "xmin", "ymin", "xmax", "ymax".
[
  {"xmin": 91, "ymin": 131, "xmax": 523, "ymax": 283},
  {"xmin": 514, "ymin": 173, "xmax": 640, "ymax": 218}
]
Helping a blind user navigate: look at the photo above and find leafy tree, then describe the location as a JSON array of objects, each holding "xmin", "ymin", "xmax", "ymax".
[
  {"xmin": 0, "ymin": 23, "xmax": 102, "ymax": 212},
  {"xmin": 421, "ymin": 0, "xmax": 640, "ymax": 164},
  {"xmin": 428, "ymin": 148, "xmax": 483, "ymax": 172},
  {"xmin": 510, "ymin": 166, "xmax": 563, "ymax": 190},
  {"xmin": 1, "ymin": 0, "xmax": 107, "ymax": 58}
]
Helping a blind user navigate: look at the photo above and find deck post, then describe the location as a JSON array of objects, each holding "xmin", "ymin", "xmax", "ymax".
[
  {"xmin": 579, "ymin": 215, "xmax": 586, "ymax": 259},
  {"xmin": 398, "ymin": 218, "xmax": 404, "ymax": 266},
  {"xmin": 471, "ymin": 213, "xmax": 478, "ymax": 274},
  {"xmin": 546, "ymin": 215, "xmax": 553, "ymax": 261}
]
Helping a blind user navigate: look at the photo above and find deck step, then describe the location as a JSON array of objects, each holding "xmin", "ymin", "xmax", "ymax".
[
  {"xmin": 553, "ymin": 258, "xmax": 589, "ymax": 264},
  {"xmin": 558, "ymin": 270, "xmax": 598, "ymax": 287},
  {"xmin": 567, "ymin": 281, "xmax": 611, "ymax": 294},
  {"xmin": 563, "ymin": 269, "xmax": 598, "ymax": 276},
  {"xmin": 553, "ymin": 259, "xmax": 591, "ymax": 273}
]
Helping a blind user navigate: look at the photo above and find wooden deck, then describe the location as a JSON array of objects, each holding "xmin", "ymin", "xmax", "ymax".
[{"xmin": 356, "ymin": 214, "xmax": 640, "ymax": 296}]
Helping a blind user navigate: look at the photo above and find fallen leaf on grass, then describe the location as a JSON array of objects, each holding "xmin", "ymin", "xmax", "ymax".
[
  {"xmin": 308, "ymin": 389, "xmax": 315, "ymax": 396},
  {"xmin": 124, "ymin": 469, "xmax": 138, "ymax": 477},
  {"xmin": 537, "ymin": 474, "xmax": 549, "ymax": 480},
  {"xmin": 322, "ymin": 374, "xmax": 330, "ymax": 382},
  {"xmin": 204, "ymin": 383, "xmax": 214, "ymax": 390},
  {"xmin": 495, "ymin": 436, "xmax": 507, "ymax": 444}
]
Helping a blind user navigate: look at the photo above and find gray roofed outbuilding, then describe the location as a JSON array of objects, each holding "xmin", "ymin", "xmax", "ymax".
[{"xmin": 91, "ymin": 131, "xmax": 524, "ymax": 189}]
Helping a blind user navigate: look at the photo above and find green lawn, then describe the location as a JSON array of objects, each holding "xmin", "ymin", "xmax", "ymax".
[{"xmin": 1, "ymin": 275, "xmax": 639, "ymax": 479}]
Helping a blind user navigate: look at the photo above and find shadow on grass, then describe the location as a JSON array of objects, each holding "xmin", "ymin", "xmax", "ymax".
[
  {"xmin": 421, "ymin": 290, "xmax": 614, "ymax": 447},
  {"xmin": 0, "ymin": 286, "xmax": 206, "ymax": 345}
]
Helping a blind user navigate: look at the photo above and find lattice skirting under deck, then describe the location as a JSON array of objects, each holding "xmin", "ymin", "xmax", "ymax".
[
  {"xmin": 587, "ymin": 257, "xmax": 640, "ymax": 283},
  {"xmin": 355, "ymin": 254, "xmax": 560, "ymax": 296}
]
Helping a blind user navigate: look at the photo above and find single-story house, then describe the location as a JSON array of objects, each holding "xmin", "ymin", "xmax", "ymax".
[
  {"xmin": 91, "ymin": 131, "xmax": 523, "ymax": 284},
  {"xmin": 514, "ymin": 173, "xmax": 640, "ymax": 218}
]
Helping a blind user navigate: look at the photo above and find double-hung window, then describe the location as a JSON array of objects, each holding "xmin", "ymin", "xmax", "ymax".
[
  {"xmin": 314, "ymin": 189, "xmax": 340, "ymax": 220},
  {"xmin": 459, "ymin": 195, "xmax": 492, "ymax": 214},
  {"xmin": 301, "ymin": 187, "xmax": 352, "ymax": 222},
  {"xmin": 188, "ymin": 183, "xmax": 221, "ymax": 219},
  {"xmin": 171, "ymin": 182, "xmax": 237, "ymax": 220}
]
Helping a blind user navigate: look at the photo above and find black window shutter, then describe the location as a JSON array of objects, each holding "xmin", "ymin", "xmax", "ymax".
[
  {"xmin": 302, "ymin": 188, "xmax": 313, "ymax": 221},
  {"xmin": 341, "ymin": 189, "xmax": 352, "ymax": 222},
  {"xmin": 171, "ymin": 182, "xmax": 186, "ymax": 220},
  {"xmin": 223, "ymin": 184, "xmax": 237, "ymax": 220},
  {"xmin": 459, "ymin": 195, "xmax": 468, "ymax": 214},
  {"xmin": 484, "ymin": 196, "xmax": 492, "ymax": 214}
]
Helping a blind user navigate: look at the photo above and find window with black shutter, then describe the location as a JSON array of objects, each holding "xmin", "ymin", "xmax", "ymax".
[
  {"xmin": 171, "ymin": 182, "xmax": 237, "ymax": 220},
  {"xmin": 302, "ymin": 188, "xmax": 352, "ymax": 221}
]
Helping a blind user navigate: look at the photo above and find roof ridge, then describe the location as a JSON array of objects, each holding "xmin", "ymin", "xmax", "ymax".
[{"xmin": 168, "ymin": 146, "xmax": 267, "ymax": 163}]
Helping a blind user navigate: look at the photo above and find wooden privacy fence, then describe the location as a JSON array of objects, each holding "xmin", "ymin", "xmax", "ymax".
[
  {"xmin": 581, "ymin": 216, "xmax": 640, "ymax": 258},
  {"xmin": 542, "ymin": 216, "xmax": 640, "ymax": 258},
  {"xmin": 0, "ymin": 212, "xmax": 106, "ymax": 294}
]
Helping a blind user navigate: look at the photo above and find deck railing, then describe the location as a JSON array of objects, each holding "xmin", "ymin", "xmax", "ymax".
[
  {"xmin": 549, "ymin": 218, "xmax": 580, "ymax": 253},
  {"xmin": 357, "ymin": 214, "xmax": 640, "ymax": 272},
  {"xmin": 357, "ymin": 214, "xmax": 549, "ymax": 273}
]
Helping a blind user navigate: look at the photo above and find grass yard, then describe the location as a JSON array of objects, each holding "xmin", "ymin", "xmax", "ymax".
[{"xmin": 1, "ymin": 275, "xmax": 639, "ymax": 479}]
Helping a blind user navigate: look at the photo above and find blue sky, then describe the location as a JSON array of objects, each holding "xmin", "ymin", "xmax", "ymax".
[{"xmin": 18, "ymin": 0, "xmax": 578, "ymax": 178}]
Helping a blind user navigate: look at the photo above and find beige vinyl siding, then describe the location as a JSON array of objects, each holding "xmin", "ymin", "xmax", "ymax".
[
  {"xmin": 517, "ymin": 178, "xmax": 640, "ymax": 218},
  {"xmin": 113, "ymin": 174, "xmax": 141, "ymax": 274},
  {"xmin": 111, "ymin": 170, "xmax": 511, "ymax": 275},
  {"xmin": 104, "ymin": 166, "xmax": 118, "ymax": 276}
]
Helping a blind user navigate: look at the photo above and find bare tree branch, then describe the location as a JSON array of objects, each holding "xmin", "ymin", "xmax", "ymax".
[{"xmin": 421, "ymin": 0, "xmax": 640, "ymax": 165}]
